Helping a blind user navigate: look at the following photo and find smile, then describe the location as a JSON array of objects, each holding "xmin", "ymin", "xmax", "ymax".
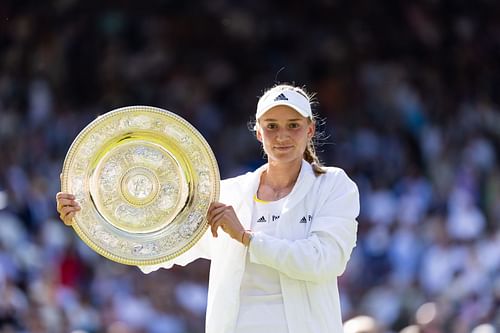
[{"xmin": 274, "ymin": 146, "xmax": 294, "ymax": 150}]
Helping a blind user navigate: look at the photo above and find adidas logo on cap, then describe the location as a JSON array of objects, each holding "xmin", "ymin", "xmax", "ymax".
[
  {"xmin": 257, "ymin": 216, "xmax": 267, "ymax": 223},
  {"xmin": 273, "ymin": 93, "xmax": 288, "ymax": 101},
  {"xmin": 256, "ymin": 86, "xmax": 313, "ymax": 120}
]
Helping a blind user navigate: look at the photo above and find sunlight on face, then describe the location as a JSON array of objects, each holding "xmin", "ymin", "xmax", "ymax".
[{"xmin": 256, "ymin": 106, "xmax": 315, "ymax": 164}]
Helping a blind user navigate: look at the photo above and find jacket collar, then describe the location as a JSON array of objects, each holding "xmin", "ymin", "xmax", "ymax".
[{"xmin": 282, "ymin": 160, "xmax": 316, "ymax": 213}]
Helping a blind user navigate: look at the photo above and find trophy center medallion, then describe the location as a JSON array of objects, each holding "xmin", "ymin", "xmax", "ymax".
[{"xmin": 121, "ymin": 167, "xmax": 159, "ymax": 205}]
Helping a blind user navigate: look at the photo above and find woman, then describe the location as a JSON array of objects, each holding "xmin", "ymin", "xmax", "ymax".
[{"xmin": 56, "ymin": 84, "xmax": 360, "ymax": 333}]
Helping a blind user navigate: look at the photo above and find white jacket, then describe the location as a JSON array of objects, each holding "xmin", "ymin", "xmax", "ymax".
[{"xmin": 141, "ymin": 160, "xmax": 359, "ymax": 333}]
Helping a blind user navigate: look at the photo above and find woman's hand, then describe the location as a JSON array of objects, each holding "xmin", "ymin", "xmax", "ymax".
[
  {"xmin": 207, "ymin": 202, "xmax": 248, "ymax": 244},
  {"xmin": 56, "ymin": 192, "xmax": 80, "ymax": 226}
]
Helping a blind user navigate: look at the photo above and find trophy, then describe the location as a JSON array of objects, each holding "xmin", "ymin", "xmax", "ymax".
[{"xmin": 61, "ymin": 106, "xmax": 220, "ymax": 266}]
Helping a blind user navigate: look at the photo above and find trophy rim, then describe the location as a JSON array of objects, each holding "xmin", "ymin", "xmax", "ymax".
[{"xmin": 61, "ymin": 105, "xmax": 220, "ymax": 266}]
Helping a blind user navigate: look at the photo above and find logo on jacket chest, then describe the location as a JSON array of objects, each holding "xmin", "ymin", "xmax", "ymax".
[
  {"xmin": 299, "ymin": 215, "xmax": 313, "ymax": 223},
  {"xmin": 255, "ymin": 214, "xmax": 312, "ymax": 224},
  {"xmin": 256, "ymin": 215, "xmax": 280, "ymax": 223}
]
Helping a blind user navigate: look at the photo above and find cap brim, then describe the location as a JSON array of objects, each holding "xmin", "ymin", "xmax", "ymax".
[{"xmin": 257, "ymin": 102, "xmax": 310, "ymax": 119}]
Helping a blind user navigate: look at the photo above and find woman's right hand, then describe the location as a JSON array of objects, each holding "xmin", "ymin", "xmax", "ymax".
[{"xmin": 56, "ymin": 192, "xmax": 81, "ymax": 226}]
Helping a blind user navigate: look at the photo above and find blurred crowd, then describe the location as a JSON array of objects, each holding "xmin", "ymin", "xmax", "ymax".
[{"xmin": 0, "ymin": 0, "xmax": 499, "ymax": 332}]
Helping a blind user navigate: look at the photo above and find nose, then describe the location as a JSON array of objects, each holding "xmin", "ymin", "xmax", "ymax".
[{"xmin": 275, "ymin": 128, "xmax": 290, "ymax": 142}]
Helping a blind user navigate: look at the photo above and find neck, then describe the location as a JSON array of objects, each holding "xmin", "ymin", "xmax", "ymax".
[
  {"xmin": 257, "ymin": 159, "xmax": 302, "ymax": 201},
  {"xmin": 264, "ymin": 159, "xmax": 302, "ymax": 189}
]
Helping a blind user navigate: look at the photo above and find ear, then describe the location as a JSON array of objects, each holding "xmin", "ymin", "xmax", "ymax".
[
  {"xmin": 307, "ymin": 121, "xmax": 315, "ymax": 140},
  {"xmin": 255, "ymin": 123, "xmax": 263, "ymax": 142}
]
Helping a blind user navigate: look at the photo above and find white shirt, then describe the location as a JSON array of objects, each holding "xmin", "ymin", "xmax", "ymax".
[
  {"xmin": 236, "ymin": 195, "xmax": 288, "ymax": 333},
  {"xmin": 240, "ymin": 195, "xmax": 285, "ymax": 297}
]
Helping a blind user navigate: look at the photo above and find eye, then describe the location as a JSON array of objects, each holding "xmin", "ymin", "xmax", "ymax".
[
  {"xmin": 266, "ymin": 123, "xmax": 278, "ymax": 129},
  {"xmin": 288, "ymin": 122, "xmax": 300, "ymax": 129}
]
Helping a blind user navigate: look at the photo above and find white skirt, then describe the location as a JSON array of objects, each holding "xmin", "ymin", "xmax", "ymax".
[{"xmin": 235, "ymin": 294, "xmax": 289, "ymax": 333}]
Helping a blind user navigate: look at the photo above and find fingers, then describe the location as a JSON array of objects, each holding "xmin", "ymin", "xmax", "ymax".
[
  {"xmin": 208, "ymin": 202, "xmax": 225, "ymax": 213},
  {"xmin": 59, "ymin": 206, "xmax": 79, "ymax": 226},
  {"xmin": 207, "ymin": 203, "xmax": 230, "ymax": 238},
  {"xmin": 209, "ymin": 209, "xmax": 226, "ymax": 237},
  {"xmin": 59, "ymin": 204, "xmax": 80, "ymax": 216},
  {"xmin": 56, "ymin": 192, "xmax": 75, "ymax": 201},
  {"xmin": 56, "ymin": 193, "xmax": 79, "ymax": 210},
  {"xmin": 209, "ymin": 208, "xmax": 230, "ymax": 237},
  {"xmin": 56, "ymin": 192, "xmax": 80, "ymax": 226},
  {"xmin": 56, "ymin": 198, "xmax": 78, "ymax": 211},
  {"xmin": 60, "ymin": 212, "xmax": 76, "ymax": 226},
  {"xmin": 210, "ymin": 220, "xmax": 221, "ymax": 238},
  {"xmin": 207, "ymin": 205, "xmax": 228, "ymax": 222},
  {"xmin": 56, "ymin": 192, "xmax": 75, "ymax": 209},
  {"xmin": 207, "ymin": 202, "xmax": 244, "ymax": 240},
  {"xmin": 210, "ymin": 208, "xmax": 228, "ymax": 225}
]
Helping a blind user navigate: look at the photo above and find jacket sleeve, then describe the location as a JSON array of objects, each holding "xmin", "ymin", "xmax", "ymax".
[
  {"xmin": 138, "ymin": 227, "xmax": 212, "ymax": 273},
  {"xmin": 247, "ymin": 172, "xmax": 359, "ymax": 283}
]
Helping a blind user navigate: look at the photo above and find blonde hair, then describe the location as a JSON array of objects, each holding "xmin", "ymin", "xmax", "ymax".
[
  {"xmin": 304, "ymin": 135, "xmax": 326, "ymax": 176},
  {"xmin": 255, "ymin": 84, "xmax": 326, "ymax": 176}
]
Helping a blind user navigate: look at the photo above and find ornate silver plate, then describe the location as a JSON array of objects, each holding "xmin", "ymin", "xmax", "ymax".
[{"xmin": 61, "ymin": 106, "xmax": 220, "ymax": 266}]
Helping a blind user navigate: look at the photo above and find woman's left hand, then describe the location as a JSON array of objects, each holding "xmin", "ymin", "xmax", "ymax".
[{"xmin": 207, "ymin": 202, "xmax": 245, "ymax": 242}]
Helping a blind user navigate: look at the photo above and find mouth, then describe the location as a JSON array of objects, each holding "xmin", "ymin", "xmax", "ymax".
[{"xmin": 274, "ymin": 145, "xmax": 294, "ymax": 151}]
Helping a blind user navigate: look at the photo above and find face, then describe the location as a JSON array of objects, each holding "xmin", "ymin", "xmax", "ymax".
[{"xmin": 256, "ymin": 105, "xmax": 315, "ymax": 164}]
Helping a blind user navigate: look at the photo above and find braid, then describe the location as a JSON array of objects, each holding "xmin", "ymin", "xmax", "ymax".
[{"xmin": 304, "ymin": 140, "xmax": 326, "ymax": 176}]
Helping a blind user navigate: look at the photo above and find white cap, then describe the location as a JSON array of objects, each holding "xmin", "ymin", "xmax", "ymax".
[{"xmin": 256, "ymin": 86, "xmax": 312, "ymax": 120}]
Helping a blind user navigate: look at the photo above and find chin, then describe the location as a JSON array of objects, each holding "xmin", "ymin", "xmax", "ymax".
[{"xmin": 268, "ymin": 154, "xmax": 303, "ymax": 164}]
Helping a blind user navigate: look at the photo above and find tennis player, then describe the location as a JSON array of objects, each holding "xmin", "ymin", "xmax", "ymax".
[{"xmin": 57, "ymin": 84, "xmax": 360, "ymax": 333}]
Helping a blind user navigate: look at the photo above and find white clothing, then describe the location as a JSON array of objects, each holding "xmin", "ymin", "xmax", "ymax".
[
  {"xmin": 140, "ymin": 160, "xmax": 360, "ymax": 333},
  {"xmin": 237, "ymin": 294, "xmax": 288, "ymax": 333},
  {"xmin": 240, "ymin": 196, "xmax": 285, "ymax": 297},
  {"xmin": 236, "ymin": 196, "xmax": 288, "ymax": 332}
]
